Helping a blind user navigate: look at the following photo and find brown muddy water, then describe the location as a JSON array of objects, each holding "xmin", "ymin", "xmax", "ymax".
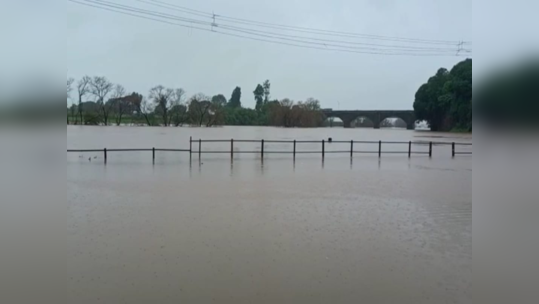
[{"xmin": 67, "ymin": 126, "xmax": 472, "ymax": 304}]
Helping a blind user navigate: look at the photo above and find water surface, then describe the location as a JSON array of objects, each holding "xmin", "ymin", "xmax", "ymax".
[{"xmin": 68, "ymin": 126, "xmax": 472, "ymax": 304}]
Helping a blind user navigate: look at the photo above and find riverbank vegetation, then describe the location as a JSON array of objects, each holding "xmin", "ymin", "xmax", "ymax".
[
  {"xmin": 66, "ymin": 77, "xmax": 330, "ymax": 128},
  {"xmin": 413, "ymin": 59, "xmax": 472, "ymax": 132}
]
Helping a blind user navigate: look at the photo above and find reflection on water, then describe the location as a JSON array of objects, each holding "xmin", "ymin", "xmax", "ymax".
[{"xmin": 68, "ymin": 126, "xmax": 472, "ymax": 304}]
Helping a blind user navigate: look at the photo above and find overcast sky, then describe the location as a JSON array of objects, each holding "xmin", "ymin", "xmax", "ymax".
[
  {"xmin": 3, "ymin": 0, "xmax": 475, "ymax": 109},
  {"xmin": 62, "ymin": 0, "xmax": 474, "ymax": 110}
]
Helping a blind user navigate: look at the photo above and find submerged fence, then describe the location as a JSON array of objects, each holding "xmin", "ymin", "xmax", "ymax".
[{"xmin": 67, "ymin": 137, "xmax": 472, "ymax": 163}]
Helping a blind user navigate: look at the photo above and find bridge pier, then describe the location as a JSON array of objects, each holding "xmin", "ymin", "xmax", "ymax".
[
  {"xmin": 372, "ymin": 113, "xmax": 381, "ymax": 129},
  {"xmin": 342, "ymin": 117, "xmax": 354, "ymax": 128}
]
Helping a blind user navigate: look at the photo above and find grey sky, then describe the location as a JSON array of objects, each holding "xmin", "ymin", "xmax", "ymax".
[{"xmin": 65, "ymin": 0, "xmax": 471, "ymax": 110}]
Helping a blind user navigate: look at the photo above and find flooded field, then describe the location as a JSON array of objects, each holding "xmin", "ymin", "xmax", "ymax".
[{"xmin": 67, "ymin": 126, "xmax": 472, "ymax": 304}]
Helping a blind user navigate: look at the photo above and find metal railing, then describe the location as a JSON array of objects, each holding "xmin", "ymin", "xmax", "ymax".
[{"xmin": 67, "ymin": 137, "xmax": 471, "ymax": 163}]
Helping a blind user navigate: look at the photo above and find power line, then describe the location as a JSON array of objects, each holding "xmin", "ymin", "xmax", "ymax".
[
  {"xmin": 215, "ymin": 25, "xmax": 459, "ymax": 53},
  {"xmin": 69, "ymin": 0, "xmax": 471, "ymax": 56},
  {"xmin": 144, "ymin": 0, "xmax": 470, "ymax": 46},
  {"xmin": 79, "ymin": 0, "xmax": 471, "ymax": 55},
  {"xmin": 143, "ymin": 0, "xmax": 213, "ymax": 17},
  {"xmin": 217, "ymin": 24, "xmax": 467, "ymax": 53},
  {"xmin": 82, "ymin": 0, "xmax": 213, "ymax": 26},
  {"xmin": 85, "ymin": 1, "xmax": 470, "ymax": 53},
  {"xmin": 133, "ymin": 0, "xmax": 213, "ymax": 18},
  {"xmin": 134, "ymin": 0, "xmax": 464, "ymax": 52}
]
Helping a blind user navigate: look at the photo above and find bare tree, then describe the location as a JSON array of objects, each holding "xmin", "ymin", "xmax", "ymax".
[
  {"xmin": 188, "ymin": 94, "xmax": 212, "ymax": 127},
  {"xmin": 90, "ymin": 76, "xmax": 114, "ymax": 125},
  {"xmin": 76, "ymin": 76, "xmax": 92, "ymax": 124},
  {"xmin": 111, "ymin": 84, "xmax": 127, "ymax": 126},
  {"xmin": 149, "ymin": 85, "xmax": 175, "ymax": 126},
  {"xmin": 126, "ymin": 93, "xmax": 152, "ymax": 126},
  {"xmin": 77, "ymin": 76, "xmax": 92, "ymax": 124},
  {"xmin": 140, "ymin": 96, "xmax": 155, "ymax": 126},
  {"xmin": 170, "ymin": 88, "xmax": 188, "ymax": 126},
  {"xmin": 67, "ymin": 78, "xmax": 74, "ymax": 98},
  {"xmin": 205, "ymin": 100, "xmax": 226, "ymax": 127}
]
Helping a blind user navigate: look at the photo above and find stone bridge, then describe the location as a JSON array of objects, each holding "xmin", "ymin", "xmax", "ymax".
[{"xmin": 322, "ymin": 110, "xmax": 416, "ymax": 129}]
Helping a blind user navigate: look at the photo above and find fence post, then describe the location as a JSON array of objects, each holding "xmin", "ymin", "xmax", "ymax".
[
  {"xmin": 350, "ymin": 140, "xmax": 354, "ymax": 158},
  {"xmin": 199, "ymin": 139, "xmax": 202, "ymax": 158},
  {"xmin": 189, "ymin": 137, "xmax": 192, "ymax": 153},
  {"xmin": 104, "ymin": 148, "xmax": 107, "ymax": 163},
  {"xmin": 261, "ymin": 140, "xmax": 264, "ymax": 159},
  {"xmin": 429, "ymin": 142, "xmax": 433, "ymax": 158},
  {"xmin": 293, "ymin": 140, "xmax": 296, "ymax": 159},
  {"xmin": 231, "ymin": 139, "xmax": 234, "ymax": 159},
  {"xmin": 452, "ymin": 142, "xmax": 456, "ymax": 157},
  {"xmin": 322, "ymin": 140, "xmax": 325, "ymax": 159},
  {"xmin": 408, "ymin": 141, "xmax": 412, "ymax": 158},
  {"xmin": 379, "ymin": 141, "xmax": 382, "ymax": 158},
  {"xmin": 152, "ymin": 147, "xmax": 155, "ymax": 163}
]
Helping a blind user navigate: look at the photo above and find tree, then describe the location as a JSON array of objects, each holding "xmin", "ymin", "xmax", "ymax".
[
  {"xmin": 77, "ymin": 76, "xmax": 92, "ymax": 125},
  {"xmin": 413, "ymin": 68, "xmax": 451, "ymax": 131},
  {"xmin": 90, "ymin": 76, "xmax": 114, "ymax": 125},
  {"xmin": 188, "ymin": 94, "xmax": 212, "ymax": 127},
  {"xmin": 211, "ymin": 94, "xmax": 227, "ymax": 107},
  {"xmin": 254, "ymin": 84, "xmax": 265, "ymax": 111},
  {"xmin": 111, "ymin": 84, "xmax": 127, "ymax": 126},
  {"xmin": 206, "ymin": 98, "xmax": 226, "ymax": 127},
  {"xmin": 263, "ymin": 80, "xmax": 271, "ymax": 103},
  {"xmin": 129, "ymin": 93, "xmax": 154, "ymax": 126},
  {"xmin": 170, "ymin": 89, "xmax": 188, "ymax": 126},
  {"xmin": 68, "ymin": 104, "xmax": 77, "ymax": 124},
  {"xmin": 228, "ymin": 87, "xmax": 242, "ymax": 108},
  {"xmin": 224, "ymin": 107, "xmax": 259, "ymax": 126},
  {"xmin": 84, "ymin": 112, "xmax": 101, "ymax": 126},
  {"xmin": 298, "ymin": 98, "xmax": 323, "ymax": 127},
  {"xmin": 444, "ymin": 59, "xmax": 472, "ymax": 131},
  {"xmin": 414, "ymin": 59, "xmax": 472, "ymax": 132},
  {"xmin": 149, "ymin": 85, "xmax": 176, "ymax": 126},
  {"xmin": 265, "ymin": 98, "xmax": 323, "ymax": 128},
  {"xmin": 67, "ymin": 78, "xmax": 74, "ymax": 99}
]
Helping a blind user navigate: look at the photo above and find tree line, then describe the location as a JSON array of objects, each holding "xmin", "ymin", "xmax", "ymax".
[
  {"xmin": 413, "ymin": 58, "xmax": 472, "ymax": 132},
  {"xmin": 67, "ymin": 77, "xmax": 326, "ymax": 128}
]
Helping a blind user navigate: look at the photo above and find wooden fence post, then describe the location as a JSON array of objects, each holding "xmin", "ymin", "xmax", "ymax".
[
  {"xmin": 199, "ymin": 139, "xmax": 202, "ymax": 158},
  {"xmin": 452, "ymin": 142, "xmax": 456, "ymax": 157},
  {"xmin": 379, "ymin": 141, "xmax": 382, "ymax": 158},
  {"xmin": 104, "ymin": 148, "xmax": 107, "ymax": 163},
  {"xmin": 322, "ymin": 140, "xmax": 325, "ymax": 159},
  {"xmin": 429, "ymin": 142, "xmax": 433, "ymax": 158},
  {"xmin": 189, "ymin": 137, "xmax": 192, "ymax": 153},
  {"xmin": 350, "ymin": 140, "xmax": 354, "ymax": 158},
  {"xmin": 152, "ymin": 147, "xmax": 155, "ymax": 163},
  {"xmin": 293, "ymin": 140, "xmax": 296, "ymax": 159},
  {"xmin": 261, "ymin": 140, "xmax": 264, "ymax": 159},
  {"xmin": 231, "ymin": 139, "xmax": 234, "ymax": 159},
  {"xmin": 408, "ymin": 141, "xmax": 412, "ymax": 158}
]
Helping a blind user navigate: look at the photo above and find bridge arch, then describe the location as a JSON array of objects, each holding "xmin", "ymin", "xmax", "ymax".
[
  {"xmin": 380, "ymin": 117, "xmax": 409, "ymax": 129},
  {"xmin": 323, "ymin": 116, "xmax": 344, "ymax": 128},
  {"xmin": 322, "ymin": 110, "xmax": 416, "ymax": 130},
  {"xmin": 350, "ymin": 116, "xmax": 375, "ymax": 128}
]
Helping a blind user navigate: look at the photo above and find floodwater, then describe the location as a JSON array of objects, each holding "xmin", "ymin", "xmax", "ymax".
[{"xmin": 67, "ymin": 126, "xmax": 472, "ymax": 304}]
